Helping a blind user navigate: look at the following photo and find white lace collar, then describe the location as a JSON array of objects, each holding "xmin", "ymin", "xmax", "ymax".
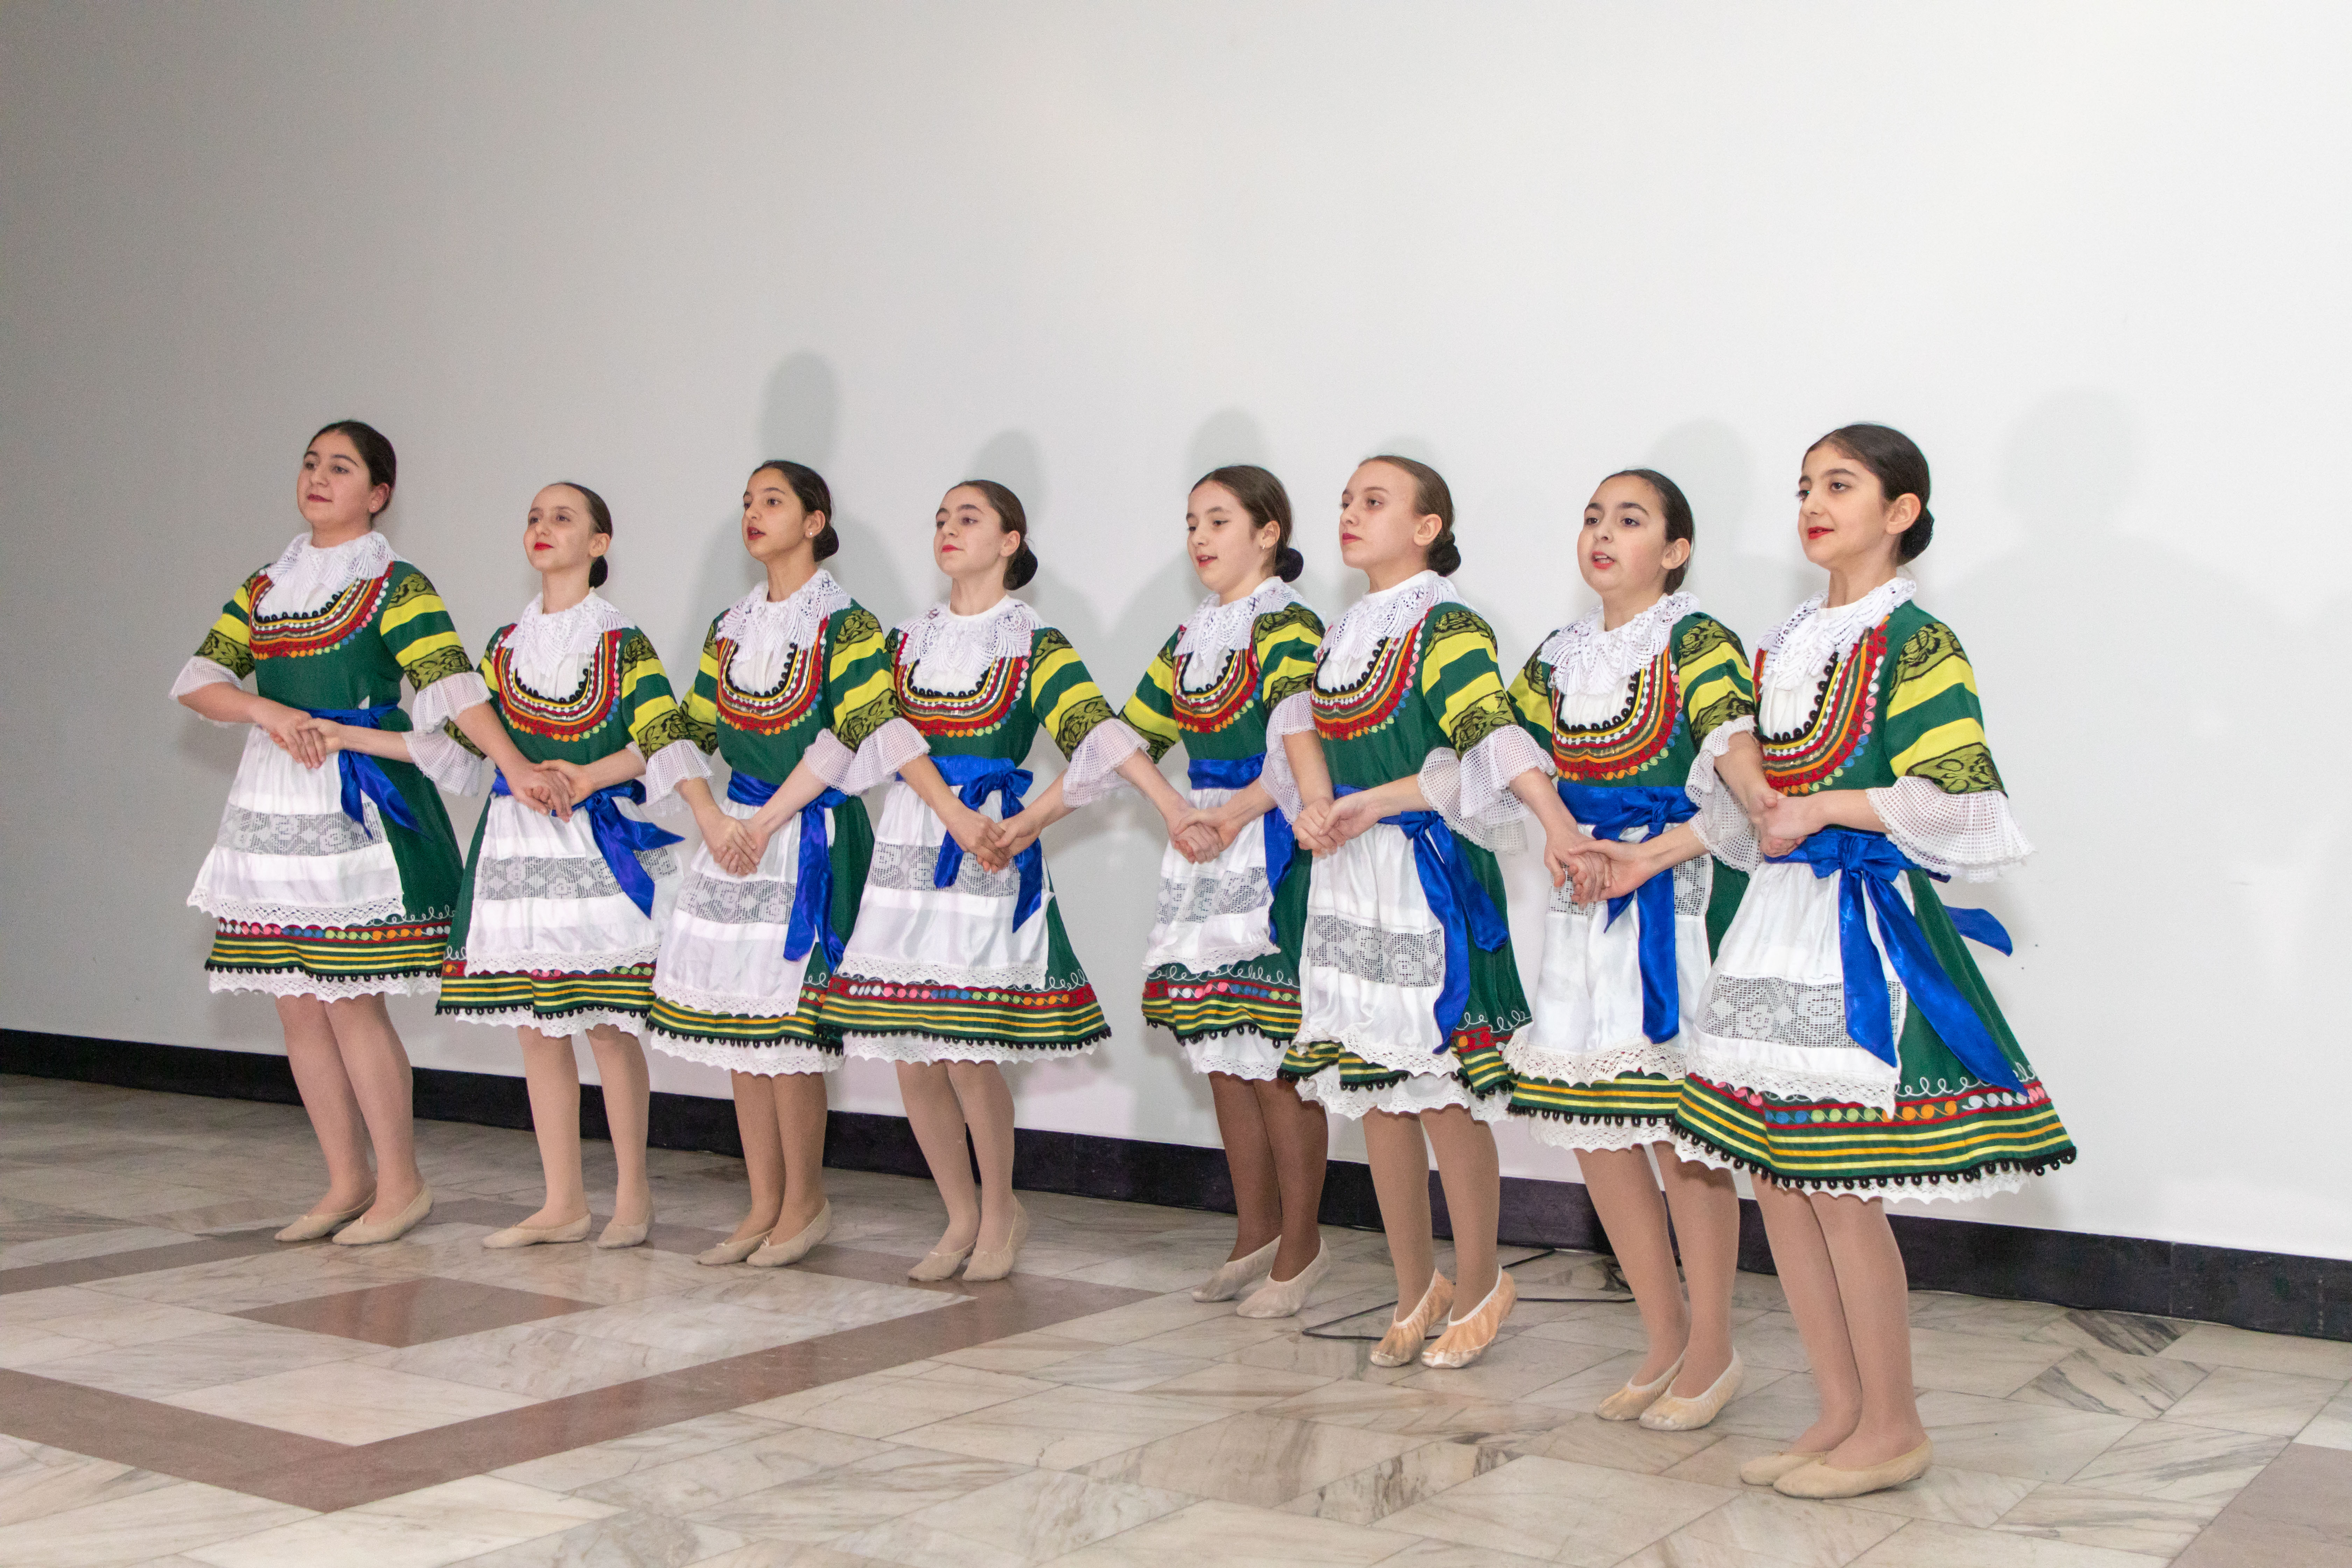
[
  {"xmin": 255, "ymin": 530, "xmax": 397, "ymax": 617},
  {"xmin": 718, "ymin": 570, "xmax": 849, "ymax": 658},
  {"xmin": 896, "ymin": 595, "xmax": 1043, "ymax": 692},
  {"xmin": 1175, "ymin": 576, "xmax": 1301, "ymax": 691},
  {"xmin": 1759, "ymin": 576, "xmax": 1918, "ymax": 693},
  {"xmin": 504, "ymin": 591, "xmax": 627, "ymax": 695},
  {"xmin": 1316, "ymin": 570, "xmax": 1460, "ymax": 687},
  {"xmin": 1538, "ymin": 591, "xmax": 1699, "ymax": 696}
]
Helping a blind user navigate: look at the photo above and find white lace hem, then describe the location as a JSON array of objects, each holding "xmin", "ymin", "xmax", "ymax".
[
  {"xmin": 835, "ymin": 955, "xmax": 1051, "ymax": 989},
  {"xmin": 191, "ymin": 890, "xmax": 411, "ymax": 928},
  {"xmin": 1505, "ymin": 1039, "xmax": 1685, "ymax": 1088},
  {"xmin": 645, "ymin": 1030, "xmax": 840, "ymax": 1076},
  {"xmin": 1687, "ymin": 1036, "xmax": 1902, "ymax": 1118},
  {"xmin": 1260, "ymin": 693, "xmax": 1317, "ymax": 819},
  {"xmin": 1305, "ymin": 1019, "xmax": 1481, "ymax": 1079},
  {"xmin": 1687, "ymin": 716, "xmax": 1758, "ymax": 868},
  {"xmin": 843, "ymin": 1031, "xmax": 1099, "ymax": 1065},
  {"xmin": 1870, "ymin": 780, "xmax": 2033, "ymax": 883},
  {"xmin": 1173, "ymin": 1029, "xmax": 1287, "ymax": 1082},
  {"xmin": 1294, "ymin": 1069, "xmax": 1506, "ymax": 1123},
  {"xmin": 1152, "ymin": 938, "xmax": 1285, "ymax": 977},
  {"xmin": 1061, "ymin": 717, "xmax": 1147, "ymax": 808},
  {"xmin": 208, "ymin": 969, "xmax": 439, "ymax": 1001},
  {"xmin": 452, "ymin": 944, "xmax": 660, "ymax": 977},
  {"xmin": 171, "ymin": 656, "xmax": 246, "ymax": 720},
  {"xmin": 650, "ymin": 978, "xmax": 807, "ymax": 1020},
  {"xmin": 410, "ymin": 729, "xmax": 489, "ymax": 797},
  {"xmin": 1415, "ymin": 741, "xmax": 1532, "ymax": 855},
  {"xmin": 639, "ymin": 738, "xmax": 710, "ymax": 808},
  {"xmin": 1522, "ymin": 1116, "xmax": 1673, "ymax": 1154},
  {"xmin": 413, "ymin": 671, "xmax": 493, "ymax": 733},
  {"xmin": 842, "ymin": 717, "xmax": 930, "ymax": 796},
  {"xmin": 1668, "ymin": 1133, "xmax": 2036, "ymax": 1205},
  {"xmin": 443, "ymin": 1008, "xmax": 645, "ymax": 1032}
]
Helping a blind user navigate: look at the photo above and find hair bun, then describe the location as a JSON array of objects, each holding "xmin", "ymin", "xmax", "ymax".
[
  {"xmin": 1897, "ymin": 505, "xmax": 1935, "ymax": 563},
  {"xmin": 1005, "ymin": 541, "xmax": 1039, "ymax": 591},
  {"xmin": 1275, "ymin": 544, "xmax": 1304, "ymax": 583},
  {"xmin": 1426, "ymin": 535, "xmax": 1462, "ymax": 577},
  {"xmin": 588, "ymin": 558, "xmax": 609, "ymax": 589}
]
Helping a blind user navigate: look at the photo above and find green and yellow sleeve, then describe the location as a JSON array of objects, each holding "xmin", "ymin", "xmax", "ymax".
[
  {"xmin": 1417, "ymin": 605, "xmax": 1518, "ymax": 754},
  {"xmin": 1253, "ymin": 604, "xmax": 1324, "ymax": 708},
  {"xmin": 1121, "ymin": 636, "xmax": 1183, "ymax": 763},
  {"xmin": 618, "ymin": 629, "xmax": 691, "ymax": 757},
  {"xmin": 379, "ymin": 565, "xmax": 474, "ymax": 693},
  {"xmin": 1505, "ymin": 647, "xmax": 1554, "ymax": 750},
  {"xmin": 1029, "ymin": 627, "xmax": 1120, "ymax": 760},
  {"xmin": 1885, "ymin": 619, "xmax": 2005, "ymax": 793},
  {"xmin": 1674, "ymin": 614, "xmax": 1757, "ymax": 746},
  {"xmin": 193, "ymin": 573, "xmax": 262, "ymax": 680},
  {"xmin": 824, "ymin": 605, "xmax": 901, "ymax": 751},
  {"xmin": 681, "ymin": 618, "xmax": 723, "ymax": 754}
]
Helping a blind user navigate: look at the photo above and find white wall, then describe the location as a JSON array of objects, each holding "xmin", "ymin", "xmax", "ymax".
[{"xmin": 5, "ymin": 2, "xmax": 2346, "ymax": 1259}]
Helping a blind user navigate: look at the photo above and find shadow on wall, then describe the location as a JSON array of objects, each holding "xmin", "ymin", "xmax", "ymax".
[{"xmin": 1643, "ymin": 418, "xmax": 1813, "ymax": 620}]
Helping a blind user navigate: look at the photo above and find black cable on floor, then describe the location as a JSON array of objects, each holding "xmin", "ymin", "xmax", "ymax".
[{"xmin": 1298, "ymin": 1246, "xmax": 1634, "ymax": 1341}]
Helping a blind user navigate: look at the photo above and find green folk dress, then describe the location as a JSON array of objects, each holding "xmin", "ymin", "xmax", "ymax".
[
  {"xmin": 1675, "ymin": 578, "xmax": 2076, "ymax": 1198},
  {"xmin": 1500, "ymin": 594, "xmax": 1757, "ymax": 1149},
  {"xmin": 1120, "ymin": 577, "xmax": 1325, "ymax": 1078},
  {"xmin": 647, "ymin": 572, "xmax": 922, "ymax": 1075},
  {"xmin": 1276, "ymin": 571, "xmax": 1546, "ymax": 1120},
  {"xmin": 436, "ymin": 593, "xmax": 702, "ymax": 1031},
  {"xmin": 177, "ymin": 532, "xmax": 482, "ymax": 998},
  {"xmin": 827, "ymin": 595, "xmax": 1143, "ymax": 1060}
]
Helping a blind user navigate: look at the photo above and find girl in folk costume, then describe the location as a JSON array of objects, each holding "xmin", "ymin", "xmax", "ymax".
[
  {"xmin": 1674, "ymin": 425, "xmax": 2073, "ymax": 1499},
  {"xmin": 829, "ymin": 481, "xmax": 1197, "ymax": 1282},
  {"xmin": 315, "ymin": 484, "xmax": 702, "ymax": 1251},
  {"xmin": 1275, "ymin": 457, "xmax": 1584, "ymax": 1369},
  {"xmin": 646, "ymin": 463, "xmax": 934, "ymax": 1268},
  {"xmin": 1120, "ymin": 466, "xmax": 1332, "ymax": 1317},
  {"xmin": 1502, "ymin": 469, "xmax": 1774, "ymax": 1430},
  {"xmin": 174, "ymin": 421, "xmax": 561, "ymax": 1246}
]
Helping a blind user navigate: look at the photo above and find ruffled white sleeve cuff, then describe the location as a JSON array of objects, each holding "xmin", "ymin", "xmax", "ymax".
[
  {"xmin": 1259, "ymin": 691, "xmax": 1317, "ymax": 819},
  {"xmin": 1869, "ymin": 779, "xmax": 2035, "ymax": 883},
  {"xmin": 803, "ymin": 730, "xmax": 857, "ymax": 792},
  {"xmin": 412, "ymin": 670, "xmax": 492, "ymax": 732},
  {"xmin": 638, "ymin": 737, "xmax": 711, "ymax": 812},
  {"xmin": 1060, "ymin": 716, "xmax": 1148, "ymax": 808},
  {"xmin": 1687, "ymin": 715, "xmax": 1760, "ymax": 870},
  {"xmin": 838, "ymin": 716, "xmax": 930, "ymax": 796},
  {"xmin": 409, "ymin": 728, "xmax": 490, "ymax": 796},
  {"xmin": 1417, "ymin": 739, "xmax": 1530, "ymax": 855},
  {"xmin": 169, "ymin": 656, "xmax": 246, "ymax": 724}
]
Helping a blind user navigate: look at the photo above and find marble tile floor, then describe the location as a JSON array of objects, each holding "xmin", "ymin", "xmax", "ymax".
[{"xmin": 2, "ymin": 1075, "xmax": 2348, "ymax": 1566}]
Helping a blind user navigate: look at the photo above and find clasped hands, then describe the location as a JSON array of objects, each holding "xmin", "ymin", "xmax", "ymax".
[{"xmin": 264, "ymin": 709, "xmax": 574, "ymax": 819}]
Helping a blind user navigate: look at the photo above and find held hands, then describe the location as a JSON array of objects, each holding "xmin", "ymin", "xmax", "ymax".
[
  {"xmin": 263, "ymin": 706, "xmax": 332, "ymax": 770},
  {"xmin": 708, "ymin": 813, "xmax": 775, "ymax": 878},
  {"xmin": 992, "ymin": 807, "xmax": 1045, "ymax": 865},
  {"xmin": 1755, "ymin": 791, "xmax": 1814, "ymax": 860},
  {"xmin": 1168, "ymin": 805, "xmax": 1228, "ymax": 865},
  {"xmin": 1290, "ymin": 796, "xmax": 1340, "ymax": 856},
  {"xmin": 505, "ymin": 762, "xmax": 573, "ymax": 821},
  {"xmin": 943, "ymin": 802, "xmax": 1011, "ymax": 875}
]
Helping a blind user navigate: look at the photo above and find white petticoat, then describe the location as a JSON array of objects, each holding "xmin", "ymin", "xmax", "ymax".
[
  {"xmin": 1177, "ymin": 1030, "xmax": 1288, "ymax": 1082},
  {"xmin": 1293, "ymin": 822, "xmax": 1503, "ymax": 1122},
  {"xmin": 1140, "ymin": 784, "xmax": 1281, "ymax": 976},
  {"xmin": 646, "ymin": 793, "xmax": 840, "ymax": 1076}
]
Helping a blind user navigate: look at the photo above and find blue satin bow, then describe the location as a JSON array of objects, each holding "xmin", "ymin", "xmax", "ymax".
[
  {"xmin": 1188, "ymin": 753, "xmax": 1296, "ymax": 943},
  {"xmin": 1767, "ymin": 827, "xmax": 2021, "ymax": 1091},
  {"xmin": 307, "ymin": 705, "xmax": 421, "ymax": 839},
  {"xmin": 493, "ymin": 773, "xmax": 682, "ymax": 917},
  {"xmin": 928, "ymin": 754, "xmax": 1044, "ymax": 929},
  {"xmin": 1558, "ymin": 783, "xmax": 1697, "ymax": 1045},
  {"xmin": 1334, "ymin": 785, "xmax": 1511, "ymax": 1049},
  {"xmin": 727, "ymin": 770, "xmax": 851, "ymax": 966}
]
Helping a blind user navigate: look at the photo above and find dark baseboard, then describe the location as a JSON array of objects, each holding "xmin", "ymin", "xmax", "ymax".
[{"xmin": 6, "ymin": 1028, "xmax": 2345, "ymax": 1341}]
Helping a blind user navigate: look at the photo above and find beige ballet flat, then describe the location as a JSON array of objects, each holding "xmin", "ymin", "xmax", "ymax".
[
  {"xmin": 1774, "ymin": 1440, "xmax": 1934, "ymax": 1499},
  {"xmin": 1596, "ymin": 1352, "xmax": 1685, "ymax": 1421},
  {"xmin": 1740, "ymin": 1449, "xmax": 1832, "ymax": 1487},
  {"xmin": 331, "ymin": 1187, "xmax": 433, "ymax": 1246},
  {"xmin": 748, "ymin": 1202, "xmax": 831, "ymax": 1268},
  {"xmin": 962, "ymin": 1202, "xmax": 1030, "ymax": 1282},
  {"xmin": 698, "ymin": 1232, "xmax": 767, "ymax": 1267},
  {"xmin": 1421, "ymin": 1270, "xmax": 1517, "ymax": 1369},
  {"xmin": 1640, "ymin": 1352, "xmax": 1745, "ymax": 1431},
  {"xmin": 275, "ymin": 1190, "xmax": 375, "ymax": 1243},
  {"xmin": 480, "ymin": 1213, "xmax": 591, "ymax": 1250},
  {"xmin": 1370, "ymin": 1273, "xmax": 1454, "ymax": 1367},
  {"xmin": 1236, "ymin": 1242, "xmax": 1331, "ymax": 1319},
  {"xmin": 1192, "ymin": 1238, "xmax": 1280, "ymax": 1302},
  {"xmin": 595, "ymin": 1214, "xmax": 652, "ymax": 1250}
]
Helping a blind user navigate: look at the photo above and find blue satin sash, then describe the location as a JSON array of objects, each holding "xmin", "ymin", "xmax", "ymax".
[
  {"xmin": 726, "ymin": 770, "xmax": 851, "ymax": 966},
  {"xmin": 1766, "ymin": 827, "xmax": 2021, "ymax": 1092},
  {"xmin": 1334, "ymin": 784, "xmax": 1510, "ymax": 1049},
  {"xmin": 1188, "ymin": 753, "xmax": 1295, "ymax": 943},
  {"xmin": 307, "ymin": 704, "xmax": 421, "ymax": 838},
  {"xmin": 493, "ymin": 773, "xmax": 682, "ymax": 918},
  {"xmin": 926, "ymin": 754, "xmax": 1044, "ymax": 929},
  {"xmin": 1557, "ymin": 782, "xmax": 1698, "ymax": 1045}
]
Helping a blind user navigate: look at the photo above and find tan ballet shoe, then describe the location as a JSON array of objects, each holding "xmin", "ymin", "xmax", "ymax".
[
  {"xmin": 480, "ymin": 1213, "xmax": 591, "ymax": 1250},
  {"xmin": 1740, "ymin": 1449, "xmax": 1832, "ymax": 1487},
  {"xmin": 1596, "ymin": 1352, "xmax": 1684, "ymax": 1421},
  {"xmin": 1640, "ymin": 1352, "xmax": 1744, "ymax": 1431},
  {"xmin": 1236, "ymin": 1242, "xmax": 1331, "ymax": 1319},
  {"xmin": 1774, "ymin": 1440, "xmax": 1934, "ymax": 1499},
  {"xmin": 748, "ymin": 1202, "xmax": 831, "ymax": 1268},
  {"xmin": 275, "ymin": 1190, "xmax": 375, "ymax": 1243},
  {"xmin": 962, "ymin": 1201, "xmax": 1030, "ymax": 1282},
  {"xmin": 595, "ymin": 1214, "xmax": 652, "ymax": 1250},
  {"xmin": 331, "ymin": 1187, "xmax": 433, "ymax": 1246},
  {"xmin": 1370, "ymin": 1273, "xmax": 1454, "ymax": 1367},
  {"xmin": 1421, "ymin": 1270, "xmax": 1517, "ymax": 1369},
  {"xmin": 698, "ymin": 1232, "xmax": 767, "ymax": 1267},
  {"xmin": 909, "ymin": 1228, "xmax": 976, "ymax": 1281},
  {"xmin": 1192, "ymin": 1238, "xmax": 1279, "ymax": 1302}
]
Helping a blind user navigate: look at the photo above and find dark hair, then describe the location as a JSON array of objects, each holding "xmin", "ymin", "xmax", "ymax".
[
  {"xmin": 553, "ymin": 481, "xmax": 615, "ymax": 588},
  {"xmin": 308, "ymin": 420, "xmax": 397, "ymax": 517},
  {"xmin": 1195, "ymin": 464, "xmax": 1300, "ymax": 582},
  {"xmin": 1364, "ymin": 454, "xmax": 1458, "ymax": 575},
  {"xmin": 752, "ymin": 460, "xmax": 837, "ymax": 562},
  {"xmin": 957, "ymin": 478, "xmax": 1036, "ymax": 590},
  {"xmin": 1605, "ymin": 468, "xmax": 1697, "ymax": 594},
  {"xmin": 1811, "ymin": 423, "xmax": 1934, "ymax": 562}
]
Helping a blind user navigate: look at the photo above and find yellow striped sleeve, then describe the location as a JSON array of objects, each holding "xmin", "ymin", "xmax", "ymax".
[
  {"xmin": 379, "ymin": 588, "xmax": 450, "ymax": 636},
  {"xmin": 1886, "ymin": 650, "xmax": 1977, "ymax": 717},
  {"xmin": 1121, "ymin": 645, "xmax": 1183, "ymax": 762},
  {"xmin": 1889, "ymin": 717, "xmax": 1989, "ymax": 779}
]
